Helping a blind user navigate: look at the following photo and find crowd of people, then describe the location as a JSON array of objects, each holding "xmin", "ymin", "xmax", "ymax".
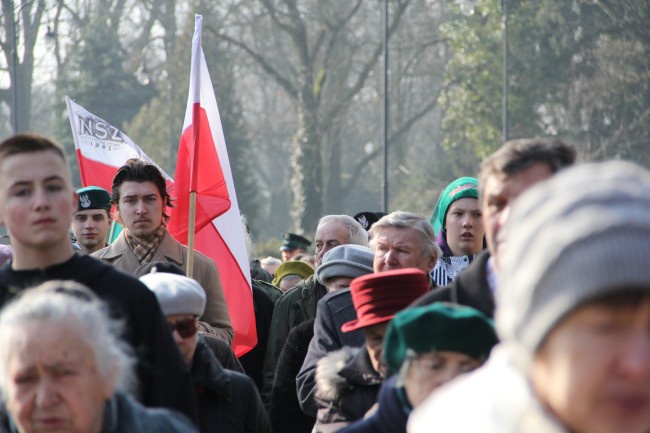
[{"xmin": 0, "ymin": 132, "xmax": 647, "ymax": 433}]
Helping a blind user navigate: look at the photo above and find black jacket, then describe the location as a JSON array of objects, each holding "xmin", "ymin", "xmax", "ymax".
[
  {"xmin": 239, "ymin": 283, "xmax": 274, "ymax": 391},
  {"xmin": 314, "ymin": 347, "xmax": 382, "ymax": 433},
  {"xmin": 0, "ymin": 254, "xmax": 197, "ymax": 422},
  {"xmin": 191, "ymin": 336, "xmax": 271, "ymax": 433},
  {"xmin": 339, "ymin": 376, "xmax": 408, "ymax": 433},
  {"xmin": 296, "ymin": 288, "xmax": 365, "ymax": 417},
  {"xmin": 268, "ymin": 319, "xmax": 317, "ymax": 433},
  {"xmin": 411, "ymin": 251, "xmax": 495, "ymax": 318}
]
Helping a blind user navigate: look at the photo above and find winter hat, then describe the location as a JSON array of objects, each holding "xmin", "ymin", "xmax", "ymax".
[
  {"xmin": 384, "ymin": 303, "xmax": 498, "ymax": 375},
  {"xmin": 140, "ymin": 272, "xmax": 206, "ymax": 317},
  {"xmin": 353, "ymin": 211, "xmax": 388, "ymax": 232},
  {"xmin": 76, "ymin": 186, "xmax": 111, "ymax": 211},
  {"xmin": 315, "ymin": 244, "xmax": 374, "ymax": 285},
  {"xmin": 497, "ymin": 160, "xmax": 650, "ymax": 369},
  {"xmin": 341, "ymin": 268, "xmax": 429, "ymax": 333},
  {"xmin": 271, "ymin": 260, "xmax": 314, "ymax": 287},
  {"xmin": 429, "ymin": 177, "xmax": 479, "ymax": 235}
]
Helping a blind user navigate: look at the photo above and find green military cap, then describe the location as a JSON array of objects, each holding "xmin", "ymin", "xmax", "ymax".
[
  {"xmin": 271, "ymin": 260, "xmax": 315, "ymax": 287},
  {"xmin": 384, "ymin": 303, "xmax": 498, "ymax": 375},
  {"xmin": 279, "ymin": 232, "xmax": 312, "ymax": 251},
  {"xmin": 77, "ymin": 186, "xmax": 111, "ymax": 212}
]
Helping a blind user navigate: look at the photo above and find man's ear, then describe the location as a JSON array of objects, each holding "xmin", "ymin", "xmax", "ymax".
[{"xmin": 113, "ymin": 204, "xmax": 123, "ymax": 225}]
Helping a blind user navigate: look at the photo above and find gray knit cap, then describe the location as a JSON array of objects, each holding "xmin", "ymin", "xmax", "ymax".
[
  {"xmin": 315, "ymin": 244, "xmax": 374, "ymax": 285},
  {"xmin": 497, "ymin": 160, "xmax": 650, "ymax": 369}
]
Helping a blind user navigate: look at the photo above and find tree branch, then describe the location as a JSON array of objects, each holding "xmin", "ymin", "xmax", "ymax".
[
  {"xmin": 323, "ymin": 0, "xmax": 412, "ymax": 126},
  {"xmin": 210, "ymin": 28, "xmax": 300, "ymax": 99}
]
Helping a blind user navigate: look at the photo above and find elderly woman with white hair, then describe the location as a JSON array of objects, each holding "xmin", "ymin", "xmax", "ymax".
[{"xmin": 0, "ymin": 280, "xmax": 197, "ymax": 433}]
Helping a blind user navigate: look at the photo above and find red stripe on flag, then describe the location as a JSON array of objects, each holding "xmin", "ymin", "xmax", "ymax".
[
  {"xmin": 168, "ymin": 107, "xmax": 230, "ymax": 244},
  {"xmin": 195, "ymin": 223, "xmax": 257, "ymax": 357},
  {"xmin": 75, "ymin": 150, "xmax": 120, "ymax": 192}
]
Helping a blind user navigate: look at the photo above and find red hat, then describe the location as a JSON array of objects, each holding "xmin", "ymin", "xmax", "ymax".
[{"xmin": 341, "ymin": 268, "xmax": 429, "ymax": 333}]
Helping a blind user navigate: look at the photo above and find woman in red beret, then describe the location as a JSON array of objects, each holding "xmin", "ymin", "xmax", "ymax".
[{"xmin": 312, "ymin": 268, "xmax": 429, "ymax": 433}]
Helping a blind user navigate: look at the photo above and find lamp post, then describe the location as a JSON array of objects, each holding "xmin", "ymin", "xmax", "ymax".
[
  {"xmin": 11, "ymin": 10, "xmax": 19, "ymax": 133},
  {"xmin": 501, "ymin": 0, "xmax": 509, "ymax": 143},
  {"xmin": 382, "ymin": 0, "xmax": 389, "ymax": 212}
]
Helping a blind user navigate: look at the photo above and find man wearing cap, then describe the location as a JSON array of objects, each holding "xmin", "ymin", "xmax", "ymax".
[
  {"xmin": 93, "ymin": 158, "xmax": 232, "ymax": 343},
  {"xmin": 412, "ymin": 138, "xmax": 576, "ymax": 318},
  {"xmin": 272, "ymin": 260, "xmax": 315, "ymax": 293},
  {"xmin": 280, "ymin": 232, "xmax": 311, "ymax": 262},
  {"xmin": 141, "ymin": 271, "xmax": 271, "ymax": 433},
  {"xmin": 297, "ymin": 211, "xmax": 440, "ymax": 416},
  {"xmin": 71, "ymin": 186, "xmax": 112, "ymax": 254},
  {"xmin": 261, "ymin": 215, "xmax": 368, "ymax": 404},
  {"xmin": 313, "ymin": 268, "xmax": 430, "ymax": 432},
  {"xmin": 409, "ymin": 161, "xmax": 650, "ymax": 433},
  {"xmin": 429, "ymin": 177, "xmax": 485, "ymax": 286},
  {"xmin": 353, "ymin": 211, "xmax": 387, "ymax": 232}
]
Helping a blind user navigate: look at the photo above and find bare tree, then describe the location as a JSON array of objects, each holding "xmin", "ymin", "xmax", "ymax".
[
  {"xmin": 212, "ymin": 0, "xmax": 437, "ymax": 232},
  {"xmin": 0, "ymin": 0, "xmax": 47, "ymax": 133}
]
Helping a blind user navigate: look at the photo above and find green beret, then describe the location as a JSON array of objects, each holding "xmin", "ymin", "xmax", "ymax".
[
  {"xmin": 76, "ymin": 186, "xmax": 111, "ymax": 212},
  {"xmin": 384, "ymin": 303, "xmax": 498, "ymax": 375},
  {"xmin": 271, "ymin": 260, "xmax": 314, "ymax": 287},
  {"xmin": 429, "ymin": 177, "xmax": 479, "ymax": 235},
  {"xmin": 280, "ymin": 232, "xmax": 312, "ymax": 251}
]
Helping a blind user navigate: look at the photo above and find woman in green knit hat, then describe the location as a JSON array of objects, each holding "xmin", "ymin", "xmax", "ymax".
[{"xmin": 430, "ymin": 177, "xmax": 486, "ymax": 286}]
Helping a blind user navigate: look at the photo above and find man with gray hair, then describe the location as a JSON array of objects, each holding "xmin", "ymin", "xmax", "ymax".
[
  {"xmin": 261, "ymin": 215, "xmax": 368, "ymax": 403},
  {"xmin": 296, "ymin": 211, "xmax": 440, "ymax": 417},
  {"xmin": 409, "ymin": 161, "xmax": 650, "ymax": 433}
]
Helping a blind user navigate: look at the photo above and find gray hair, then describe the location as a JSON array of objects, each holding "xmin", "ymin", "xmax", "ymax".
[
  {"xmin": 0, "ymin": 281, "xmax": 135, "ymax": 400},
  {"xmin": 317, "ymin": 215, "xmax": 369, "ymax": 246},
  {"xmin": 369, "ymin": 211, "xmax": 441, "ymax": 261}
]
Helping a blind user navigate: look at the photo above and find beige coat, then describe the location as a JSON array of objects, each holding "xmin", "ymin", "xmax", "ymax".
[{"xmin": 93, "ymin": 230, "xmax": 233, "ymax": 343}]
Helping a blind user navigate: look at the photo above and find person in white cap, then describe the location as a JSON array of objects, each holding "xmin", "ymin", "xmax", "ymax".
[
  {"xmin": 409, "ymin": 160, "xmax": 650, "ymax": 433},
  {"xmin": 141, "ymin": 272, "xmax": 271, "ymax": 433}
]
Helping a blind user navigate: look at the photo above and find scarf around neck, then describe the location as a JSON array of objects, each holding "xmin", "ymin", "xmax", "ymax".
[{"xmin": 124, "ymin": 224, "xmax": 167, "ymax": 264}]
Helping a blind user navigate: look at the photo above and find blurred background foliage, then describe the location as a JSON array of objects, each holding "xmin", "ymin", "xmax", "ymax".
[{"xmin": 1, "ymin": 0, "xmax": 648, "ymax": 257}]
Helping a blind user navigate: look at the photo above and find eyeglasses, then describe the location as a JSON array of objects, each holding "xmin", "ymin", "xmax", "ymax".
[{"xmin": 167, "ymin": 318, "xmax": 198, "ymax": 338}]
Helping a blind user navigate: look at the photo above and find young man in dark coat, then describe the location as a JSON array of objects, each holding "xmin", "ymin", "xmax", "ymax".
[
  {"xmin": 0, "ymin": 133, "xmax": 197, "ymax": 421},
  {"xmin": 142, "ymin": 271, "xmax": 271, "ymax": 433}
]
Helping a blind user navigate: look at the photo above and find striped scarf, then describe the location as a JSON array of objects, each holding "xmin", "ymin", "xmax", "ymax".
[{"xmin": 124, "ymin": 224, "xmax": 167, "ymax": 264}]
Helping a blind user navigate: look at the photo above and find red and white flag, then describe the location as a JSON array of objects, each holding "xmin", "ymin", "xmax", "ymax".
[
  {"xmin": 66, "ymin": 96, "xmax": 173, "ymax": 192},
  {"xmin": 167, "ymin": 14, "xmax": 256, "ymax": 356}
]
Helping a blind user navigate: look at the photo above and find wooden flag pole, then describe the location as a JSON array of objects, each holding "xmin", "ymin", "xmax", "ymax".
[{"xmin": 186, "ymin": 190, "xmax": 197, "ymax": 277}]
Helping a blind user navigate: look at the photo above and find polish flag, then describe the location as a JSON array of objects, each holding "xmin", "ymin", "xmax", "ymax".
[{"xmin": 167, "ymin": 14, "xmax": 256, "ymax": 356}]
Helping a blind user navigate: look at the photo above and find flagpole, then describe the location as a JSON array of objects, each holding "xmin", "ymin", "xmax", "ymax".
[
  {"xmin": 186, "ymin": 15, "xmax": 203, "ymax": 278},
  {"xmin": 187, "ymin": 191, "xmax": 197, "ymax": 276}
]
